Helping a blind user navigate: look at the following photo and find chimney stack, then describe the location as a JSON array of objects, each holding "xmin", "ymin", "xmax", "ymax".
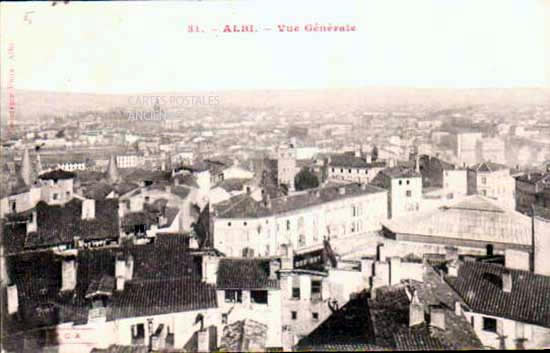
[
  {"xmin": 202, "ymin": 255, "xmax": 220, "ymax": 285},
  {"xmin": 7, "ymin": 285, "xmax": 18, "ymax": 314},
  {"xmin": 429, "ymin": 306, "xmax": 446, "ymax": 331},
  {"xmin": 269, "ymin": 259, "xmax": 281, "ymax": 280},
  {"xmin": 61, "ymin": 257, "xmax": 78, "ymax": 292},
  {"xmin": 502, "ymin": 270, "xmax": 512, "ymax": 293},
  {"xmin": 454, "ymin": 301, "xmax": 462, "ymax": 316},
  {"xmin": 409, "ymin": 289, "xmax": 425, "ymax": 327},
  {"xmin": 339, "ymin": 186, "xmax": 346, "ymax": 195},
  {"xmin": 26, "ymin": 210, "xmax": 38, "ymax": 234},
  {"xmin": 197, "ymin": 328, "xmax": 211, "ymax": 352},
  {"xmin": 115, "ymin": 253, "xmax": 128, "ymax": 291},
  {"xmin": 81, "ymin": 199, "xmax": 96, "ymax": 220}
]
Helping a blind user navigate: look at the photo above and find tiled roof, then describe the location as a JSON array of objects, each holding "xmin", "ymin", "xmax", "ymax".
[
  {"xmin": 174, "ymin": 173, "xmax": 199, "ymax": 188},
  {"xmin": 394, "ymin": 329, "xmax": 445, "ymax": 351},
  {"xmin": 216, "ymin": 258, "xmax": 279, "ymax": 290},
  {"xmin": 25, "ymin": 199, "xmax": 119, "ymax": 248},
  {"xmin": 515, "ymin": 172, "xmax": 550, "ymax": 184},
  {"xmin": 39, "ymin": 169, "xmax": 76, "ymax": 180},
  {"xmin": 108, "ymin": 277, "xmax": 217, "ymax": 320},
  {"xmin": 217, "ymin": 178, "xmax": 249, "ymax": 192},
  {"xmin": 296, "ymin": 292, "xmax": 375, "ymax": 350},
  {"xmin": 83, "ymin": 182, "xmax": 114, "ymax": 199},
  {"xmin": 384, "ymin": 195, "xmax": 532, "ymax": 247},
  {"xmin": 379, "ymin": 167, "xmax": 421, "ymax": 179},
  {"xmin": 447, "ymin": 261, "xmax": 550, "ymax": 328},
  {"xmin": 469, "ymin": 162, "xmax": 508, "ymax": 173},
  {"xmin": 328, "ymin": 153, "xmax": 369, "ymax": 168},
  {"xmin": 4, "ymin": 241, "xmax": 205, "ymax": 335},
  {"xmin": 214, "ymin": 183, "xmax": 385, "ymax": 219},
  {"xmin": 91, "ymin": 345, "xmax": 150, "ymax": 353},
  {"xmin": 220, "ymin": 319, "xmax": 268, "ymax": 352}
]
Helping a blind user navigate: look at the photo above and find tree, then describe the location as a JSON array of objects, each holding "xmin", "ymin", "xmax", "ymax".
[
  {"xmin": 372, "ymin": 145, "xmax": 379, "ymax": 162},
  {"xmin": 294, "ymin": 167, "xmax": 319, "ymax": 191}
]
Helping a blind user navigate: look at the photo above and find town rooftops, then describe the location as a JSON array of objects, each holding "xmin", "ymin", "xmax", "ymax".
[
  {"xmin": 38, "ymin": 169, "xmax": 76, "ymax": 180},
  {"xmin": 468, "ymin": 161, "xmax": 508, "ymax": 173},
  {"xmin": 216, "ymin": 258, "xmax": 280, "ymax": 290},
  {"xmin": 214, "ymin": 183, "xmax": 386, "ymax": 219},
  {"xmin": 4, "ymin": 242, "xmax": 207, "ymax": 335},
  {"xmin": 446, "ymin": 261, "xmax": 550, "ymax": 328}
]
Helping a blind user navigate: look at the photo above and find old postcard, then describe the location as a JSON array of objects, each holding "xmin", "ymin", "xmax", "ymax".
[{"xmin": 1, "ymin": 0, "xmax": 550, "ymax": 352}]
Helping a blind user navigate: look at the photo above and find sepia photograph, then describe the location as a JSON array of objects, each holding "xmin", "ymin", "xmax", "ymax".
[{"xmin": 0, "ymin": 0, "xmax": 549, "ymax": 352}]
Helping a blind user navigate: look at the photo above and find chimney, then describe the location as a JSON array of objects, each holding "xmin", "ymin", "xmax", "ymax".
[
  {"xmin": 502, "ymin": 270, "xmax": 512, "ymax": 293},
  {"xmin": 409, "ymin": 289, "xmax": 425, "ymax": 327},
  {"xmin": 315, "ymin": 189, "xmax": 321, "ymax": 198},
  {"xmin": 197, "ymin": 328, "xmax": 210, "ymax": 352},
  {"xmin": 202, "ymin": 256, "xmax": 220, "ymax": 285},
  {"xmin": 26, "ymin": 210, "xmax": 38, "ymax": 234},
  {"xmin": 339, "ymin": 186, "xmax": 346, "ymax": 195},
  {"xmin": 429, "ymin": 306, "xmax": 446, "ymax": 331},
  {"xmin": 454, "ymin": 301, "xmax": 462, "ymax": 316},
  {"xmin": 7, "ymin": 285, "xmax": 18, "ymax": 314},
  {"xmin": 360, "ymin": 183, "xmax": 367, "ymax": 191},
  {"xmin": 115, "ymin": 253, "xmax": 127, "ymax": 291},
  {"xmin": 448, "ymin": 260, "xmax": 460, "ymax": 277},
  {"xmin": 61, "ymin": 257, "xmax": 78, "ymax": 292},
  {"xmin": 390, "ymin": 257, "xmax": 401, "ymax": 286},
  {"xmin": 246, "ymin": 186, "xmax": 251, "ymax": 195},
  {"xmin": 125, "ymin": 254, "xmax": 134, "ymax": 281},
  {"xmin": 269, "ymin": 259, "xmax": 281, "ymax": 280},
  {"xmin": 165, "ymin": 185, "xmax": 172, "ymax": 193},
  {"xmin": 81, "ymin": 199, "xmax": 96, "ymax": 220},
  {"xmin": 527, "ymin": 173, "xmax": 531, "ymax": 181}
]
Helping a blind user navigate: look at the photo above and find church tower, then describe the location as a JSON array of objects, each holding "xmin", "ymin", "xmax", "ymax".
[{"xmin": 106, "ymin": 155, "xmax": 121, "ymax": 184}]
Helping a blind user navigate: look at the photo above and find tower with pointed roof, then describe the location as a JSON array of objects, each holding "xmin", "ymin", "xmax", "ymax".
[{"xmin": 106, "ymin": 154, "xmax": 121, "ymax": 184}]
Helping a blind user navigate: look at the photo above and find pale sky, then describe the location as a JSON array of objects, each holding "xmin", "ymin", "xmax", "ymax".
[{"xmin": 0, "ymin": 0, "xmax": 548, "ymax": 93}]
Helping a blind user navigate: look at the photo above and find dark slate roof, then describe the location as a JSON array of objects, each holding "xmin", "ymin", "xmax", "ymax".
[
  {"xmin": 3, "ymin": 241, "xmax": 204, "ymax": 336},
  {"xmin": 378, "ymin": 166, "xmax": 421, "ymax": 179},
  {"xmin": 25, "ymin": 199, "xmax": 119, "ymax": 249},
  {"xmin": 174, "ymin": 173, "xmax": 199, "ymax": 188},
  {"xmin": 214, "ymin": 183, "xmax": 385, "ymax": 219},
  {"xmin": 108, "ymin": 277, "xmax": 217, "ymax": 320},
  {"xmin": 83, "ymin": 182, "xmax": 114, "ymax": 200},
  {"xmin": 217, "ymin": 178, "xmax": 249, "ymax": 192},
  {"xmin": 39, "ymin": 169, "xmax": 76, "ymax": 180},
  {"xmin": 515, "ymin": 172, "xmax": 550, "ymax": 184},
  {"xmin": 216, "ymin": 258, "xmax": 279, "ymax": 290},
  {"xmin": 328, "ymin": 153, "xmax": 369, "ymax": 168},
  {"xmin": 296, "ymin": 291, "xmax": 375, "ymax": 350},
  {"xmin": 469, "ymin": 161, "xmax": 508, "ymax": 173},
  {"xmin": 447, "ymin": 261, "xmax": 550, "ymax": 328}
]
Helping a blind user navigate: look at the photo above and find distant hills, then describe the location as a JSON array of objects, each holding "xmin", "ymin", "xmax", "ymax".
[{"xmin": 1, "ymin": 87, "xmax": 549, "ymax": 122}]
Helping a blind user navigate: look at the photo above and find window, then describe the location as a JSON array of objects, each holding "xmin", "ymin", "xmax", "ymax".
[
  {"xmin": 224, "ymin": 290, "xmax": 243, "ymax": 303},
  {"xmin": 399, "ymin": 180, "xmax": 402, "ymax": 185},
  {"xmin": 52, "ymin": 193, "xmax": 59, "ymax": 200},
  {"xmin": 251, "ymin": 290, "xmax": 268, "ymax": 304},
  {"xmin": 331, "ymin": 168, "xmax": 335, "ymax": 172},
  {"xmin": 406, "ymin": 190, "xmax": 412, "ymax": 197},
  {"xmin": 243, "ymin": 222, "xmax": 247, "ymax": 226},
  {"xmin": 9, "ymin": 200, "xmax": 16, "ymax": 213},
  {"xmin": 228, "ymin": 222, "xmax": 232, "ymax": 227},
  {"xmin": 348, "ymin": 169, "xmax": 352, "ymax": 173},
  {"xmin": 481, "ymin": 190, "xmax": 487, "ymax": 196},
  {"xmin": 406, "ymin": 180, "xmax": 410, "ymax": 185},
  {"xmin": 291, "ymin": 311, "xmax": 297, "ymax": 320},
  {"xmin": 482, "ymin": 317, "xmax": 497, "ymax": 333},
  {"xmin": 66, "ymin": 191, "xmax": 71, "ymax": 198},
  {"xmin": 292, "ymin": 287, "xmax": 300, "ymax": 299},
  {"xmin": 311, "ymin": 280, "xmax": 322, "ymax": 300},
  {"xmin": 482, "ymin": 177, "xmax": 487, "ymax": 185},
  {"xmin": 312, "ymin": 312, "xmax": 319, "ymax": 321},
  {"xmin": 222, "ymin": 313, "xmax": 228, "ymax": 325},
  {"xmin": 286, "ymin": 220, "xmax": 291, "ymax": 231}
]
